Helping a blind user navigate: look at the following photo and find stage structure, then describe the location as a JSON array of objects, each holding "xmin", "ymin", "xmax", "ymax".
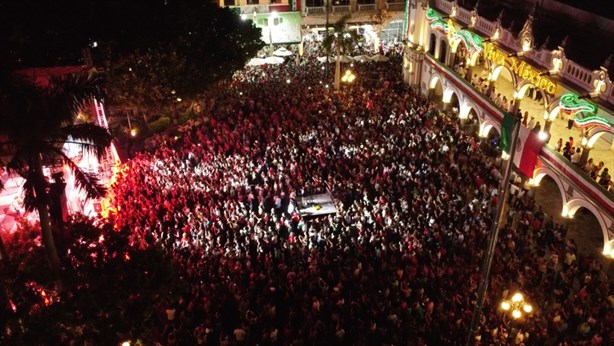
[{"xmin": 0, "ymin": 66, "xmax": 120, "ymax": 233}]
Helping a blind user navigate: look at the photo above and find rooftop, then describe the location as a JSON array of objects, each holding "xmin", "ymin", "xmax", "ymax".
[{"xmin": 452, "ymin": 0, "xmax": 614, "ymax": 78}]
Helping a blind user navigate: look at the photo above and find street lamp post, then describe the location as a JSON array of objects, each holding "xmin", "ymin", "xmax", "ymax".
[
  {"xmin": 467, "ymin": 116, "xmax": 521, "ymax": 345},
  {"xmin": 499, "ymin": 291, "xmax": 533, "ymax": 343},
  {"xmin": 341, "ymin": 69, "xmax": 356, "ymax": 84},
  {"xmin": 500, "ymin": 292, "xmax": 533, "ymax": 320}
]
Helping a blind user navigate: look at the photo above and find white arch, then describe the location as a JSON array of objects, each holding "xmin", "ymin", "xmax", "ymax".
[
  {"xmin": 441, "ymin": 88, "xmax": 458, "ymax": 103},
  {"xmin": 460, "ymin": 102, "xmax": 479, "ymax": 119},
  {"xmin": 491, "ymin": 65, "xmax": 505, "ymax": 83},
  {"xmin": 546, "ymin": 105, "xmax": 560, "ymax": 121},
  {"xmin": 531, "ymin": 167, "xmax": 568, "ymax": 209},
  {"xmin": 479, "ymin": 118, "xmax": 499, "ymax": 138},
  {"xmin": 469, "ymin": 50, "xmax": 481, "ymax": 67},
  {"xmin": 533, "ymin": 167, "xmax": 613, "ymax": 252},
  {"xmin": 459, "ymin": 104, "xmax": 471, "ymax": 119},
  {"xmin": 429, "ymin": 74, "xmax": 442, "ymax": 89},
  {"xmin": 564, "ymin": 198, "xmax": 610, "ymax": 246},
  {"xmin": 586, "ymin": 129, "xmax": 614, "ymax": 148},
  {"xmin": 516, "ymin": 82, "xmax": 532, "ymax": 100}
]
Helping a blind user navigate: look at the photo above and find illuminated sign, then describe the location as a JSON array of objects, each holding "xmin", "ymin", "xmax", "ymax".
[
  {"xmin": 560, "ymin": 93, "xmax": 612, "ymax": 131},
  {"xmin": 574, "ymin": 115, "xmax": 613, "ymax": 131},
  {"xmin": 559, "ymin": 93, "xmax": 597, "ymax": 115},
  {"xmin": 483, "ymin": 42, "xmax": 557, "ymax": 95},
  {"xmin": 426, "ymin": 8, "xmax": 483, "ymax": 55}
]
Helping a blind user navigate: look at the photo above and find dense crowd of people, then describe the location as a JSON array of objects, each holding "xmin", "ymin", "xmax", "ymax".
[{"xmin": 108, "ymin": 46, "xmax": 613, "ymax": 345}]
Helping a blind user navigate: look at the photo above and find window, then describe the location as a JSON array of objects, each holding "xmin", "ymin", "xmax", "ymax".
[
  {"xmin": 306, "ymin": 0, "xmax": 324, "ymax": 6},
  {"xmin": 259, "ymin": 17, "xmax": 283, "ymax": 26},
  {"xmin": 439, "ymin": 39, "xmax": 447, "ymax": 63},
  {"xmin": 224, "ymin": 0, "xmax": 235, "ymax": 6},
  {"xmin": 247, "ymin": 0, "xmax": 259, "ymax": 4},
  {"xmin": 429, "ymin": 34, "xmax": 436, "ymax": 55}
]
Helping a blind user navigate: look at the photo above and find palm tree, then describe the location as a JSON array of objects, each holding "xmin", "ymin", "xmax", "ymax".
[
  {"xmin": 0, "ymin": 70, "xmax": 112, "ymax": 279},
  {"xmin": 322, "ymin": 14, "xmax": 358, "ymax": 91}
]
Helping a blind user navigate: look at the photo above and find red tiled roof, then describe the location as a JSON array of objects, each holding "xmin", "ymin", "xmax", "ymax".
[{"xmin": 14, "ymin": 65, "xmax": 93, "ymax": 88}]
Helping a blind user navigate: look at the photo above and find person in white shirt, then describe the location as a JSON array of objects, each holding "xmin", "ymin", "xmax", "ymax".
[
  {"xmin": 571, "ymin": 148, "xmax": 582, "ymax": 165},
  {"xmin": 527, "ymin": 117, "xmax": 536, "ymax": 130}
]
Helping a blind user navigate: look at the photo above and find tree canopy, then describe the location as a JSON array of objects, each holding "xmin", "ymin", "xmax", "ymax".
[
  {"xmin": 0, "ymin": 0, "xmax": 264, "ymax": 114},
  {"xmin": 1, "ymin": 217, "xmax": 186, "ymax": 344}
]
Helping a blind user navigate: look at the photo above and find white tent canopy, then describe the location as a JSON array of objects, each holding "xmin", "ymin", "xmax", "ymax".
[
  {"xmin": 339, "ymin": 55, "xmax": 353, "ymax": 63},
  {"xmin": 264, "ymin": 56, "xmax": 285, "ymax": 64},
  {"xmin": 317, "ymin": 56, "xmax": 335, "ymax": 63},
  {"xmin": 353, "ymin": 55, "xmax": 370, "ymax": 62},
  {"xmin": 273, "ymin": 47, "xmax": 293, "ymax": 57},
  {"xmin": 246, "ymin": 58, "xmax": 266, "ymax": 66},
  {"xmin": 370, "ymin": 54, "xmax": 390, "ymax": 62},
  {"xmin": 317, "ymin": 56, "xmax": 353, "ymax": 63}
]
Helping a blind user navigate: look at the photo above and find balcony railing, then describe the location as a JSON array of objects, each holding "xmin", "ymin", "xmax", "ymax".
[
  {"xmin": 386, "ymin": 2, "xmax": 405, "ymax": 11},
  {"xmin": 332, "ymin": 5, "xmax": 351, "ymax": 13},
  {"xmin": 357, "ymin": 4, "xmax": 376, "ymax": 11},
  {"xmin": 306, "ymin": 6, "xmax": 326, "ymax": 14}
]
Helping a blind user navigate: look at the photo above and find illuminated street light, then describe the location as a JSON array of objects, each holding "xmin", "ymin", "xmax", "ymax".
[
  {"xmin": 500, "ymin": 291, "xmax": 533, "ymax": 320},
  {"xmin": 341, "ymin": 70, "xmax": 356, "ymax": 84},
  {"xmin": 130, "ymin": 128, "xmax": 138, "ymax": 137}
]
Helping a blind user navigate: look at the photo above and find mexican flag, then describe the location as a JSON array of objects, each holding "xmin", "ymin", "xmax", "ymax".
[{"xmin": 500, "ymin": 113, "xmax": 543, "ymax": 177}]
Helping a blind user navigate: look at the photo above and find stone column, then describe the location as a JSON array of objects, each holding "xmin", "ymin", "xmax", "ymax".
[
  {"xmin": 579, "ymin": 147, "xmax": 591, "ymax": 167},
  {"xmin": 509, "ymin": 96, "xmax": 521, "ymax": 115},
  {"xmin": 447, "ymin": 51, "xmax": 456, "ymax": 68}
]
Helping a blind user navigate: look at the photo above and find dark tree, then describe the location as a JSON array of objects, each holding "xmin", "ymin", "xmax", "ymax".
[
  {"xmin": 0, "ymin": 0, "xmax": 264, "ymax": 117},
  {"xmin": 0, "ymin": 70, "xmax": 112, "ymax": 279}
]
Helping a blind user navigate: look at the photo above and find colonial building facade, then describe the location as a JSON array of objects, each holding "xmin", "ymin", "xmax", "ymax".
[{"xmin": 403, "ymin": 0, "xmax": 614, "ymax": 257}]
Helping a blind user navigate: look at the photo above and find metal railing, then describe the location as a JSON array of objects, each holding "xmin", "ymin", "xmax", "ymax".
[
  {"xmin": 332, "ymin": 5, "xmax": 351, "ymax": 13},
  {"xmin": 306, "ymin": 6, "xmax": 326, "ymax": 14},
  {"xmin": 357, "ymin": 4, "xmax": 376, "ymax": 11}
]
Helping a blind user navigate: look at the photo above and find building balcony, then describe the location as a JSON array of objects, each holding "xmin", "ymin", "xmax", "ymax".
[
  {"xmin": 306, "ymin": 6, "xmax": 326, "ymax": 15},
  {"xmin": 332, "ymin": 5, "xmax": 351, "ymax": 13},
  {"xmin": 385, "ymin": 1, "xmax": 404, "ymax": 11},
  {"xmin": 303, "ymin": 0, "xmax": 405, "ymax": 17},
  {"xmin": 357, "ymin": 3, "xmax": 376, "ymax": 11},
  {"xmin": 228, "ymin": 2, "xmax": 292, "ymax": 14}
]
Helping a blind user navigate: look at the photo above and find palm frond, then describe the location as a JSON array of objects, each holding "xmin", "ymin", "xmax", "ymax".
[
  {"xmin": 4, "ymin": 144, "xmax": 35, "ymax": 174},
  {"xmin": 46, "ymin": 73, "xmax": 105, "ymax": 126},
  {"xmin": 57, "ymin": 150, "xmax": 108, "ymax": 200},
  {"xmin": 333, "ymin": 14, "xmax": 351, "ymax": 32},
  {"xmin": 22, "ymin": 177, "xmax": 39, "ymax": 213},
  {"xmin": 61, "ymin": 124, "xmax": 113, "ymax": 160},
  {"xmin": 322, "ymin": 34, "xmax": 335, "ymax": 55}
]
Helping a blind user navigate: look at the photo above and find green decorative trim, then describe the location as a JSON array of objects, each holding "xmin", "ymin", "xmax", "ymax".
[
  {"xmin": 559, "ymin": 93, "xmax": 612, "ymax": 131},
  {"xmin": 426, "ymin": 8, "xmax": 483, "ymax": 55}
]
